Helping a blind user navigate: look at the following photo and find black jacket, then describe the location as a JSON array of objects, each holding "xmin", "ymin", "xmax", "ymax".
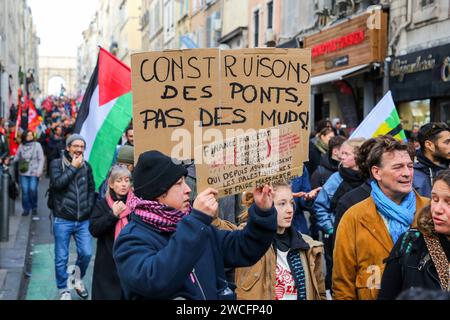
[
  {"xmin": 49, "ymin": 152, "xmax": 96, "ymax": 221},
  {"xmin": 47, "ymin": 135, "xmax": 65, "ymax": 161},
  {"xmin": 413, "ymin": 151, "xmax": 449, "ymax": 198},
  {"xmin": 0, "ymin": 133, "xmax": 8, "ymax": 160},
  {"xmin": 89, "ymin": 197, "xmax": 128, "ymax": 300},
  {"xmin": 378, "ymin": 231, "xmax": 450, "ymax": 300},
  {"xmin": 306, "ymin": 140, "xmax": 323, "ymax": 176},
  {"xmin": 310, "ymin": 154, "xmax": 340, "ymax": 189},
  {"xmin": 333, "ymin": 180, "xmax": 372, "ymax": 232}
]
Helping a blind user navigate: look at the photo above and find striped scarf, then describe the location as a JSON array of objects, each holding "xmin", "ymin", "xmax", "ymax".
[
  {"xmin": 129, "ymin": 196, "xmax": 191, "ymax": 232},
  {"xmin": 287, "ymin": 250, "xmax": 307, "ymax": 300}
]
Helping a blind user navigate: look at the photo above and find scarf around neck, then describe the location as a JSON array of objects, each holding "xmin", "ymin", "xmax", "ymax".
[
  {"xmin": 129, "ymin": 196, "xmax": 192, "ymax": 232},
  {"xmin": 315, "ymin": 138, "xmax": 328, "ymax": 155},
  {"xmin": 370, "ymin": 180, "xmax": 416, "ymax": 244},
  {"xmin": 106, "ymin": 190, "xmax": 134, "ymax": 240},
  {"xmin": 338, "ymin": 165, "xmax": 363, "ymax": 185}
]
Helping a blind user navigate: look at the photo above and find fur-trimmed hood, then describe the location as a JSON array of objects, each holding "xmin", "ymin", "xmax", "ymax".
[{"xmin": 417, "ymin": 205, "xmax": 435, "ymax": 236}]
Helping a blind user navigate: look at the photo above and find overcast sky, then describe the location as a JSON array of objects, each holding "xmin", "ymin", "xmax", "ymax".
[{"xmin": 28, "ymin": 0, "xmax": 99, "ymax": 57}]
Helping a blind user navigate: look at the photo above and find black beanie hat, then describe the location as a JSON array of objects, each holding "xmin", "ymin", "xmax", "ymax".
[{"xmin": 133, "ymin": 150, "xmax": 188, "ymax": 200}]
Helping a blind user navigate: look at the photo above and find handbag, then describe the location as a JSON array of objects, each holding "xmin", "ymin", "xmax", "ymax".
[{"xmin": 18, "ymin": 142, "xmax": 36, "ymax": 173}]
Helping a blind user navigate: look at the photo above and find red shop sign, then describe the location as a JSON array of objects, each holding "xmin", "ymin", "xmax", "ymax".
[{"xmin": 311, "ymin": 29, "xmax": 365, "ymax": 59}]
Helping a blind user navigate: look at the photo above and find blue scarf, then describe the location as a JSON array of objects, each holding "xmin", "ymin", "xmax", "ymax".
[{"xmin": 370, "ymin": 180, "xmax": 416, "ymax": 244}]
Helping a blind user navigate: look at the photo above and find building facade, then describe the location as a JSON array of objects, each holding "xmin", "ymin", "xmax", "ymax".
[
  {"xmin": 388, "ymin": 0, "xmax": 450, "ymax": 128},
  {"xmin": 0, "ymin": 0, "xmax": 39, "ymax": 120},
  {"xmin": 278, "ymin": 0, "xmax": 389, "ymax": 131},
  {"xmin": 78, "ymin": 0, "xmax": 143, "ymax": 93},
  {"xmin": 248, "ymin": 0, "xmax": 281, "ymax": 48},
  {"xmin": 219, "ymin": 0, "xmax": 249, "ymax": 49}
]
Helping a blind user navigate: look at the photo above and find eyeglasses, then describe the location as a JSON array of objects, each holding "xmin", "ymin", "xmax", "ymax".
[{"xmin": 70, "ymin": 144, "xmax": 85, "ymax": 149}]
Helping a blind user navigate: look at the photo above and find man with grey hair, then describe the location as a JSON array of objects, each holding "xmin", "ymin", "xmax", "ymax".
[{"xmin": 49, "ymin": 133, "xmax": 96, "ymax": 300}]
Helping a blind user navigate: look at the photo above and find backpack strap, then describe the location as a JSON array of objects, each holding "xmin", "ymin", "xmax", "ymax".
[
  {"xmin": 423, "ymin": 234, "xmax": 450, "ymax": 291},
  {"xmin": 396, "ymin": 229, "xmax": 421, "ymax": 281}
]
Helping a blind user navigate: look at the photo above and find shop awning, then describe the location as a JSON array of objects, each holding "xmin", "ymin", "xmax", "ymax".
[{"xmin": 311, "ymin": 63, "xmax": 370, "ymax": 86}]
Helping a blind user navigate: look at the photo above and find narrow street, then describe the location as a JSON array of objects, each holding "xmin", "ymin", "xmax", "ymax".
[{"xmin": 23, "ymin": 177, "xmax": 95, "ymax": 300}]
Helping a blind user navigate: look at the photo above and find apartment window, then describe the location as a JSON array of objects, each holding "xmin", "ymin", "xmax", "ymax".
[
  {"xmin": 254, "ymin": 10, "xmax": 260, "ymax": 47},
  {"xmin": 164, "ymin": 0, "xmax": 175, "ymax": 40},
  {"xmin": 413, "ymin": 0, "xmax": 438, "ymax": 24},
  {"xmin": 193, "ymin": 0, "xmax": 204, "ymax": 13},
  {"xmin": 267, "ymin": 1, "xmax": 273, "ymax": 29},
  {"xmin": 421, "ymin": 0, "xmax": 435, "ymax": 7},
  {"xmin": 180, "ymin": 0, "xmax": 189, "ymax": 17}
]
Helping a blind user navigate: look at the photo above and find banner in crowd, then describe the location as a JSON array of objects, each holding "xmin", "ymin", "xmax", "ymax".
[
  {"xmin": 350, "ymin": 91, "xmax": 407, "ymax": 141},
  {"xmin": 132, "ymin": 48, "xmax": 311, "ymax": 196},
  {"xmin": 74, "ymin": 47, "xmax": 133, "ymax": 190}
]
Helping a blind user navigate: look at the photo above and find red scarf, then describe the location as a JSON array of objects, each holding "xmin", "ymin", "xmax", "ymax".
[{"xmin": 105, "ymin": 191, "xmax": 134, "ymax": 240}]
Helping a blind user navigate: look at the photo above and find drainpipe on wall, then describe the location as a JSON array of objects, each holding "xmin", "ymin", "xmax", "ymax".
[{"xmin": 384, "ymin": 0, "xmax": 413, "ymax": 93}]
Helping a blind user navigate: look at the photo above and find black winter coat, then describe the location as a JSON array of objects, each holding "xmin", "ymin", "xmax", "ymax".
[
  {"xmin": 333, "ymin": 181, "xmax": 372, "ymax": 232},
  {"xmin": 0, "ymin": 134, "xmax": 9, "ymax": 160},
  {"xmin": 89, "ymin": 198, "xmax": 127, "ymax": 300},
  {"xmin": 378, "ymin": 231, "xmax": 450, "ymax": 300},
  {"xmin": 306, "ymin": 140, "xmax": 323, "ymax": 176},
  {"xmin": 49, "ymin": 153, "xmax": 96, "ymax": 221},
  {"xmin": 310, "ymin": 154, "xmax": 339, "ymax": 189},
  {"xmin": 47, "ymin": 136, "xmax": 65, "ymax": 161}
]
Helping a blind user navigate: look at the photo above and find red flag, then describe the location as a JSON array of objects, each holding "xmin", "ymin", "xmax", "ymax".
[
  {"xmin": 42, "ymin": 96, "xmax": 53, "ymax": 113},
  {"xmin": 9, "ymin": 129, "xmax": 19, "ymax": 156},
  {"xmin": 27, "ymin": 98, "xmax": 41, "ymax": 132},
  {"xmin": 70, "ymin": 99, "xmax": 77, "ymax": 118},
  {"xmin": 15, "ymin": 100, "xmax": 22, "ymax": 136}
]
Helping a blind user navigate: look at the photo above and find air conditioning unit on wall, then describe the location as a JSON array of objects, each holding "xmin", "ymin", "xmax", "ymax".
[
  {"xmin": 265, "ymin": 28, "xmax": 275, "ymax": 44},
  {"xmin": 213, "ymin": 18, "xmax": 222, "ymax": 32}
]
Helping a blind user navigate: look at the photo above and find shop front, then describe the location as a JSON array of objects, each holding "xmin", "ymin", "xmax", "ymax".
[
  {"xmin": 390, "ymin": 43, "xmax": 450, "ymax": 131},
  {"xmin": 302, "ymin": 8, "xmax": 388, "ymax": 132}
]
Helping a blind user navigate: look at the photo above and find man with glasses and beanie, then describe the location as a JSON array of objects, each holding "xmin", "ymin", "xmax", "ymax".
[
  {"xmin": 414, "ymin": 122, "xmax": 450, "ymax": 197},
  {"xmin": 49, "ymin": 134, "xmax": 96, "ymax": 300}
]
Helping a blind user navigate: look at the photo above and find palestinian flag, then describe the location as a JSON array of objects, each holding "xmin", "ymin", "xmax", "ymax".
[
  {"xmin": 74, "ymin": 47, "xmax": 132, "ymax": 190},
  {"xmin": 350, "ymin": 91, "xmax": 406, "ymax": 141}
]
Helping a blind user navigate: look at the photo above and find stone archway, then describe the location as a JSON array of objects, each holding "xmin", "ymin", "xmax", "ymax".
[
  {"xmin": 47, "ymin": 75, "xmax": 67, "ymax": 96},
  {"xmin": 39, "ymin": 56, "xmax": 77, "ymax": 97}
]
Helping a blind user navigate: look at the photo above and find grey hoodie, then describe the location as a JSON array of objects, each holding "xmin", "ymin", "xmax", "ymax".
[{"xmin": 15, "ymin": 141, "xmax": 45, "ymax": 177}]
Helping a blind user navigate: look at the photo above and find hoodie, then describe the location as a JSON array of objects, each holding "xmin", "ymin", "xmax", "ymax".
[{"xmin": 413, "ymin": 151, "xmax": 449, "ymax": 198}]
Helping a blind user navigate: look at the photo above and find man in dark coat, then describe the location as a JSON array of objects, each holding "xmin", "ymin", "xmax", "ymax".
[
  {"xmin": 49, "ymin": 134, "xmax": 96, "ymax": 300},
  {"xmin": 413, "ymin": 122, "xmax": 450, "ymax": 197},
  {"xmin": 311, "ymin": 135, "xmax": 346, "ymax": 189}
]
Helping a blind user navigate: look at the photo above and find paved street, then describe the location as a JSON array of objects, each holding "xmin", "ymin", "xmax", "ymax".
[{"xmin": 24, "ymin": 177, "xmax": 95, "ymax": 300}]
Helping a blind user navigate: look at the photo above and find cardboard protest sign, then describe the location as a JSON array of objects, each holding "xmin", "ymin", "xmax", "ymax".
[
  {"xmin": 131, "ymin": 48, "xmax": 311, "ymax": 196},
  {"xmin": 132, "ymin": 49, "xmax": 220, "ymax": 160},
  {"xmin": 195, "ymin": 122, "xmax": 306, "ymax": 197}
]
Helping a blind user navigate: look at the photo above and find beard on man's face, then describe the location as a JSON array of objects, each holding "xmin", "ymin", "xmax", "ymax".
[{"xmin": 432, "ymin": 145, "xmax": 450, "ymax": 164}]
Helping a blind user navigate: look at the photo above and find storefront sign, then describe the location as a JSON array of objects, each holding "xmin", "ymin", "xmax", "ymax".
[
  {"xmin": 325, "ymin": 55, "xmax": 349, "ymax": 70},
  {"xmin": 390, "ymin": 54, "xmax": 436, "ymax": 82},
  {"xmin": 390, "ymin": 43, "xmax": 450, "ymax": 101},
  {"xmin": 312, "ymin": 30, "xmax": 364, "ymax": 58},
  {"xmin": 304, "ymin": 9, "xmax": 387, "ymax": 76}
]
